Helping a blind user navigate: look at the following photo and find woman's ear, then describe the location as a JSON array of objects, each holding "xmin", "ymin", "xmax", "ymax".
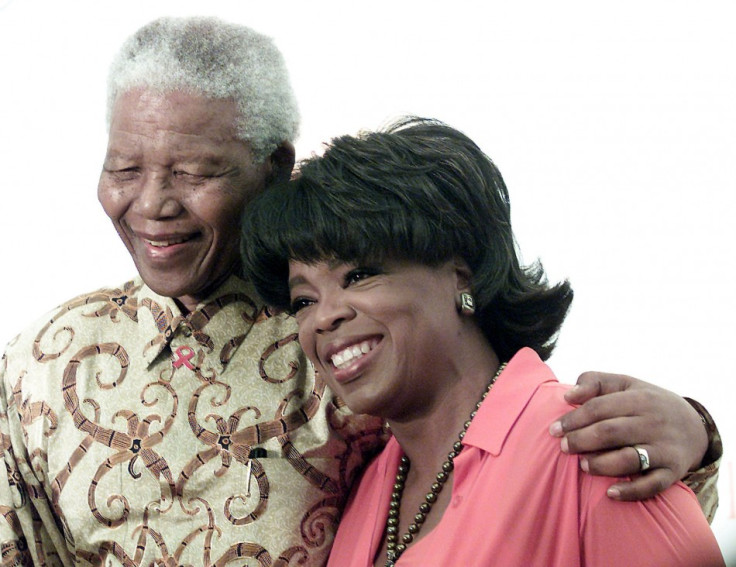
[
  {"xmin": 267, "ymin": 141, "xmax": 296, "ymax": 184},
  {"xmin": 452, "ymin": 257, "xmax": 474, "ymax": 292},
  {"xmin": 452, "ymin": 258, "xmax": 476, "ymax": 316}
]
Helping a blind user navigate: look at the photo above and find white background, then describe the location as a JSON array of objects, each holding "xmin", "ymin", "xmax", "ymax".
[{"xmin": 1, "ymin": 0, "xmax": 734, "ymax": 561}]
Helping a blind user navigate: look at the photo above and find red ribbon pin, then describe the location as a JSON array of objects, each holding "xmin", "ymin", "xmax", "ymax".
[{"xmin": 172, "ymin": 346, "xmax": 195, "ymax": 370}]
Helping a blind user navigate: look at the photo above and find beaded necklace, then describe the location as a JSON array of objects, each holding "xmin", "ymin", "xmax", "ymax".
[{"xmin": 383, "ymin": 363, "xmax": 507, "ymax": 567}]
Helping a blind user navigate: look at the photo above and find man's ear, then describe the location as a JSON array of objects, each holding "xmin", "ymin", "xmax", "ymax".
[
  {"xmin": 267, "ymin": 141, "xmax": 296, "ymax": 184},
  {"xmin": 452, "ymin": 257, "xmax": 474, "ymax": 292}
]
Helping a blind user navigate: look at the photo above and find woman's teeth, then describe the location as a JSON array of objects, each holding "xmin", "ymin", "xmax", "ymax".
[{"xmin": 331, "ymin": 340, "xmax": 374, "ymax": 369}]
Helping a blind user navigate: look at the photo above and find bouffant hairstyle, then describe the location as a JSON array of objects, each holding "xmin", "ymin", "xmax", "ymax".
[{"xmin": 241, "ymin": 117, "xmax": 572, "ymax": 361}]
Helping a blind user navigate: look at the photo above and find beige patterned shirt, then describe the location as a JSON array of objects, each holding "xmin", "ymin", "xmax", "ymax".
[{"xmin": 0, "ymin": 276, "xmax": 384, "ymax": 566}]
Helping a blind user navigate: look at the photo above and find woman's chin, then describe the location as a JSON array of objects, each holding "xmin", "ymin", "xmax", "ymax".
[{"xmin": 335, "ymin": 389, "xmax": 386, "ymax": 419}]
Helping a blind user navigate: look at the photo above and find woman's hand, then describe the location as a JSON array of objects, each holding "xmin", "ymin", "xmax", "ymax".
[{"xmin": 549, "ymin": 372, "xmax": 709, "ymax": 501}]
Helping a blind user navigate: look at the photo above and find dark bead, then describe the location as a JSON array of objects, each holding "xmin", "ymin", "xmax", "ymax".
[{"xmin": 380, "ymin": 380, "xmax": 503, "ymax": 565}]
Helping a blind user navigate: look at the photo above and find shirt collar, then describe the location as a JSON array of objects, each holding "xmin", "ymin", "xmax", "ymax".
[
  {"xmin": 462, "ymin": 347, "xmax": 559, "ymax": 456},
  {"xmin": 136, "ymin": 275, "xmax": 266, "ymax": 368}
]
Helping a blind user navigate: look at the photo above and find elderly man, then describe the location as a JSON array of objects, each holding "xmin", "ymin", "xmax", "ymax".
[{"xmin": 0, "ymin": 17, "xmax": 721, "ymax": 566}]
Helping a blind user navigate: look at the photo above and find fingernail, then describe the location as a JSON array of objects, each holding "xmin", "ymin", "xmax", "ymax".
[
  {"xmin": 563, "ymin": 386, "xmax": 580, "ymax": 401},
  {"xmin": 580, "ymin": 457, "xmax": 589, "ymax": 472},
  {"xmin": 549, "ymin": 421, "xmax": 563, "ymax": 437},
  {"xmin": 560, "ymin": 437, "xmax": 569, "ymax": 453},
  {"xmin": 607, "ymin": 487, "xmax": 621, "ymax": 499}
]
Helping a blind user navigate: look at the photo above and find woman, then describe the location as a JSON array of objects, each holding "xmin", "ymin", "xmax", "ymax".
[{"xmin": 241, "ymin": 118, "xmax": 724, "ymax": 566}]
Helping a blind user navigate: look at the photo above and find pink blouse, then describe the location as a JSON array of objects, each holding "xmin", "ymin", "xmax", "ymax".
[{"xmin": 327, "ymin": 348, "xmax": 724, "ymax": 566}]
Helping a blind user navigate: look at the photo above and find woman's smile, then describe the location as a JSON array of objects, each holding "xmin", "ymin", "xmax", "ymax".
[
  {"xmin": 326, "ymin": 337, "xmax": 382, "ymax": 384},
  {"xmin": 330, "ymin": 338, "xmax": 381, "ymax": 370},
  {"xmin": 289, "ymin": 258, "xmax": 466, "ymax": 419}
]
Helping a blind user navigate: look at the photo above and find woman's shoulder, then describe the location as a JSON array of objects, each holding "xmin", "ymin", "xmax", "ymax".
[{"xmin": 483, "ymin": 349, "xmax": 576, "ymax": 438}]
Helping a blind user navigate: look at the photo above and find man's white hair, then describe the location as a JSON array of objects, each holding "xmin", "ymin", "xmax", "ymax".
[{"xmin": 107, "ymin": 16, "xmax": 299, "ymax": 161}]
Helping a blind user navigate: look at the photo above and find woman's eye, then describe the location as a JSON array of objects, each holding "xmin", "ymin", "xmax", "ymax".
[
  {"xmin": 289, "ymin": 297, "xmax": 313, "ymax": 314},
  {"xmin": 345, "ymin": 267, "xmax": 381, "ymax": 286}
]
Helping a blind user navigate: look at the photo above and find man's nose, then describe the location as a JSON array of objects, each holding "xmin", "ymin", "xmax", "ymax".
[{"xmin": 132, "ymin": 172, "xmax": 182, "ymax": 219}]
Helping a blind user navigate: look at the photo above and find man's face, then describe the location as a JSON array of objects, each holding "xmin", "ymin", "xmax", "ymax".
[{"xmin": 98, "ymin": 89, "xmax": 272, "ymax": 312}]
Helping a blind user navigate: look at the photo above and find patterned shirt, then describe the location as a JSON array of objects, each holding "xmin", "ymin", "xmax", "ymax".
[
  {"xmin": 0, "ymin": 276, "xmax": 384, "ymax": 566},
  {"xmin": 683, "ymin": 397, "xmax": 723, "ymax": 524}
]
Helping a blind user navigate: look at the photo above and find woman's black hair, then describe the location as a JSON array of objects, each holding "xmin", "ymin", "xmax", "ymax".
[{"xmin": 241, "ymin": 117, "xmax": 573, "ymax": 361}]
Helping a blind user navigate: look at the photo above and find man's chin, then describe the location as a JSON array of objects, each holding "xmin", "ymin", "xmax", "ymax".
[{"xmin": 138, "ymin": 269, "xmax": 197, "ymax": 301}]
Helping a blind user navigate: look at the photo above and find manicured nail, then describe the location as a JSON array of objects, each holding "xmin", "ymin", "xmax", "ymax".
[
  {"xmin": 607, "ymin": 486, "xmax": 621, "ymax": 499},
  {"xmin": 560, "ymin": 437, "xmax": 569, "ymax": 453},
  {"xmin": 580, "ymin": 457, "xmax": 589, "ymax": 472},
  {"xmin": 549, "ymin": 421, "xmax": 564, "ymax": 437}
]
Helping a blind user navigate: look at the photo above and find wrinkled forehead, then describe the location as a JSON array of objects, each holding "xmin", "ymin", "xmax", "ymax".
[
  {"xmin": 109, "ymin": 88, "xmax": 241, "ymax": 138},
  {"xmin": 103, "ymin": 89, "xmax": 263, "ymax": 182}
]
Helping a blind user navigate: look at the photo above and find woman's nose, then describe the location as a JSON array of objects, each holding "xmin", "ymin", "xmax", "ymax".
[{"xmin": 313, "ymin": 295, "xmax": 355, "ymax": 334}]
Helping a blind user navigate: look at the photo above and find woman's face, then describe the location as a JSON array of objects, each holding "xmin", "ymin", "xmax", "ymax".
[{"xmin": 289, "ymin": 258, "xmax": 468, "ymax": 420}]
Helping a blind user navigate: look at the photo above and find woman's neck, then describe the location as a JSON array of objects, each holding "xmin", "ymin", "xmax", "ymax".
[
  {"xmin": 372, "ymin": 341, "xmax": 502, "ymax": 567},
  {"xmin": 386, "ymin": 341, "xmax": 500, "ymax": 474}
]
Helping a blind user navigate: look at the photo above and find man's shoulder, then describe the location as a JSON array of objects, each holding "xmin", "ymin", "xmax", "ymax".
[
  {"xmin": 2, "ymin": 277, "xmax": 145, "ymax": 376},
  {"xmin": 8, "ymin": 277, "xmax": 143, "ymax": 336}
]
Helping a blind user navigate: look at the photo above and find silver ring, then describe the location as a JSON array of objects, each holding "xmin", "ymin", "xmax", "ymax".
[{"xmin": 633, "ymin": 446, "xmax": 650, "ymax": 472}]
